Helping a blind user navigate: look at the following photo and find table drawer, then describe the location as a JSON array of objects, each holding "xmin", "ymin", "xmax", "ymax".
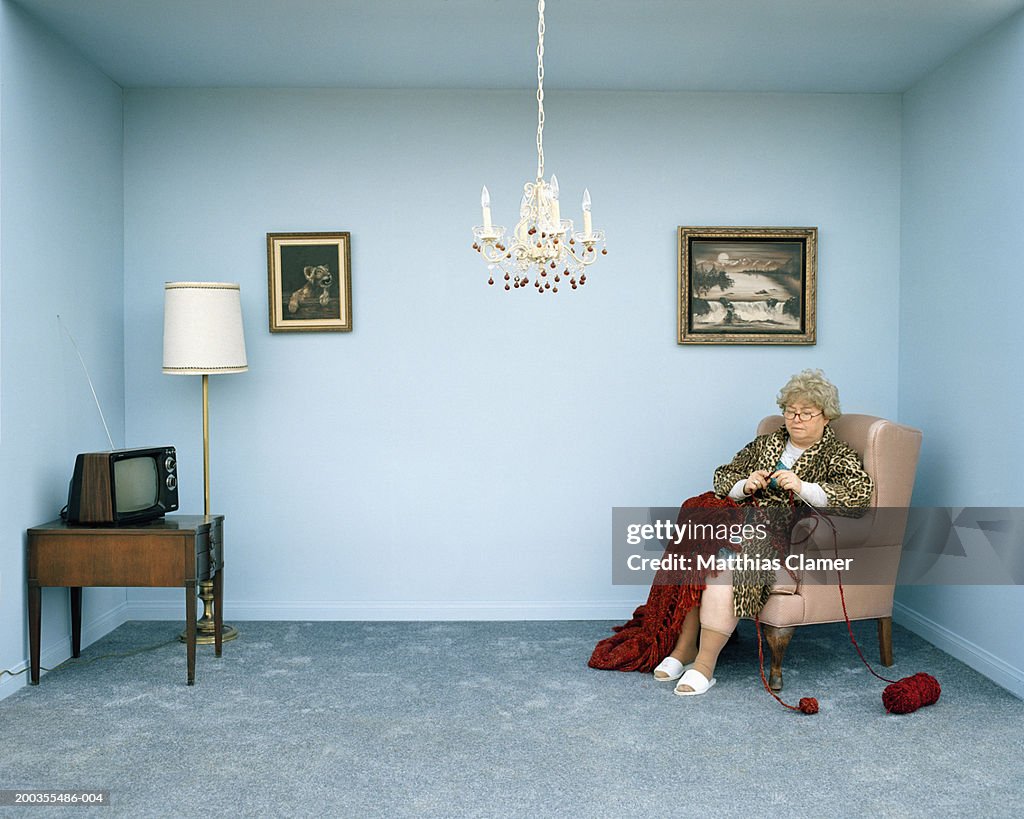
[
  {"xmin": 31, "ymin": 535, "xmax": 193, "ymax": 587},
  {"xmin": 194, "ymin": 521, "xmax": 224, "ymax": 580}
]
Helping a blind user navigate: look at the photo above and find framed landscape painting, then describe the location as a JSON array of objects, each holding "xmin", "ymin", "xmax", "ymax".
[
  {"xmin": 677, "ymin": 226, "xmax": 816, "ymax": 345},
  {"xmin": 267, "ymin": 231, "xmax": 352, "ymax": 333}
]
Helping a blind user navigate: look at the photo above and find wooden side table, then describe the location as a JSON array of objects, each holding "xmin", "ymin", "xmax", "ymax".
[{"xmin": 26, "ymin": 515, "xmax": 224, "ymax": 685}]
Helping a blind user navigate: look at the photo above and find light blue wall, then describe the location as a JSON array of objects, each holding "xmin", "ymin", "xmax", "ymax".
[
  {"xmin": 897, "ymin": 8, "xmax": 1024, "ymax": 698},
  {"xmin": 0, "ymin": 0, "xmax": 125, "ymax": 697},
  {"xmin": 122, "ymin": 88, "xmax": 901, "ymax": 620}
]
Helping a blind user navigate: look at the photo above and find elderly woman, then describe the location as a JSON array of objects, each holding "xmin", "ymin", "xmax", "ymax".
[
  {"xmin": 657, "ymin": 369, "xmax": 873, "ymax": 694},
  {"xmin": 589, "ymin": 369, "xmax": 873, "ymax": 693}
]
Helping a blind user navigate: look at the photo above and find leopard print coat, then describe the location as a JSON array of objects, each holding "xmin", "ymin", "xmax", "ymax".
[{"xmin": 711, "ymin": 423, "xmax": 874, "ymax": 617}]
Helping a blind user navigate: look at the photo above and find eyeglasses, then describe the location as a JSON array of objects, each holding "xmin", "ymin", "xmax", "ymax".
[{"xmin": 783, "ymin": 409, "xmax": 824, "ymax": 422}]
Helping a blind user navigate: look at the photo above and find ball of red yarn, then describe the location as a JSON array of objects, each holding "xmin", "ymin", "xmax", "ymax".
[
  {"xmin": 798, "ymin": 697, "xmax": 819, "ymax": 714},
  {"xmin": 882, "ymin": 673, "xmax": 941, "ymax": 714}
]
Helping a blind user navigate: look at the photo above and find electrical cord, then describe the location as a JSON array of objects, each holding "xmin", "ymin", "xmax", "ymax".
[
  {"xmin": 1, "ymin": 636, "xmax": 180, "ymax": 680},
  {"xmin": 0, "ymin": 667, "xmax": 48, "ymax": 679}
]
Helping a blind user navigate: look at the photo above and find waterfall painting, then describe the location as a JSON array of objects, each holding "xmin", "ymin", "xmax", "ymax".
[{"xmin": 677, "ymin": 227, "xmax": 817, "ymax": 345}]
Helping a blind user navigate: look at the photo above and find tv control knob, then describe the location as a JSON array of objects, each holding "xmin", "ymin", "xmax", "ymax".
[
  {"xmin": 165, "ymin": 456, "xmax": 176, "ymax": 472},
  {"xmin": 166, "ymin": 474, "xmax": 177, "ymax": 491}
]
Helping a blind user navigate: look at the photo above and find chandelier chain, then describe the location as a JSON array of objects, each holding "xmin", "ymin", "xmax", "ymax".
[
  {"xmin": 470, "ymin": 0, "xmax": 607, "ymax": 293},
  {"xmin": 536, "ymin": 0, "xmax": 545, "ymax": 180}
]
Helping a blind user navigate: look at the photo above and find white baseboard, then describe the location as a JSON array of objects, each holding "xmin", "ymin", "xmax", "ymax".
[
  {"xmin": 126, "ymin": 599, "xmax": 646, "ymax": 621},
  {"xmin": 0, "ymin": 666, "xmax": 29, "ymax": 701},
  {"xmin": 0, "ymin": 603, "xmax": 129, "ymax": 702},
  {"xmin": 893, "ymin": 599, "xmax": 1024, "ymax": 700}
]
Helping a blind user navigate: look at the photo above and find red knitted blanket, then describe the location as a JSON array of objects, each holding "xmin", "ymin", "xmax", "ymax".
[{"xmin": 588, "ymin": 492, "xmax": 743, "ymax": 672}]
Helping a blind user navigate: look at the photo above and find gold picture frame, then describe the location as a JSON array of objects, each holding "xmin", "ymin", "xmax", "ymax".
[
  {"xmin": 678, "ymin": 226, "xmax": 816, "ymax": 345},
  {"xmin": 267, "ymin": 232, "xmax": 352, "ymax": 333}
]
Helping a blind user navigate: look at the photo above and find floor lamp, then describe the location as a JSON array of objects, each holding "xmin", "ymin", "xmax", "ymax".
[{"xmin": 163, "ymin": 281, "xmax": 248, "ymax": 644}]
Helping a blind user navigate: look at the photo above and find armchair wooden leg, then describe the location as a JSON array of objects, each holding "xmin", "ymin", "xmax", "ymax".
[
  {"xmin": 877, "ymin": 616, "xmax": 894, "ymax": 667},
  {"xmin": 763, "ymin": 625, "xmax": 795, "ymax": 692}
]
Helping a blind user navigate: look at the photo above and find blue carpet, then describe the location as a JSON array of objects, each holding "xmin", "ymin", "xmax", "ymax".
[{"xmin": 1, "ymin": 620, "xmax": 1021, "ymax": 817}]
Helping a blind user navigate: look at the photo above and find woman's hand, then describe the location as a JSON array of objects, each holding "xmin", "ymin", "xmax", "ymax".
[
  {"xmin": 743, "ymin": 470, "xmax": 772, "ymax": 495},
  {"xmin": 770, "ymin": 469, "xmax": 803, "ymax": 493}
]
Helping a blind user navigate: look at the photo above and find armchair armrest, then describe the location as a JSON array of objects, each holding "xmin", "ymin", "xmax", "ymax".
[
  {"xmin": 791, "ymin": 507, "xmax": 910, "ymax": 553},
  {"xmin": 790, "ymin": 513, "xmax": 874, "ymax": 552},
  {"xmin": 778, "ymin": 509, "xmax": 906, "ymax": 592}
]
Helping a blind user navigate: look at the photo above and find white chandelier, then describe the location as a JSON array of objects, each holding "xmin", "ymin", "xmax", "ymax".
[{"xmin": 471, "ymin": 0, "xmax": 606, "ymax": 294}]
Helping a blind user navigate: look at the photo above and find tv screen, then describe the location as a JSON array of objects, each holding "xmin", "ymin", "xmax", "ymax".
[{"xmin": 114, "ymin": 456, "xmax": 159, "ymax": 513}]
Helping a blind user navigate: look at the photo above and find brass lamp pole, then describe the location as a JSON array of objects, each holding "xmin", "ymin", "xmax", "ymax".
[
  {"xmin": 193, "ymin": 371, "xmax": 238, "ymax": 643},
  {"xmin": 203, "ymin": 373, "xmax": 211, "ymax": 516},
  {"xmin": 163, "ymin": 281, "xmax": 247, "ymax": 645}
]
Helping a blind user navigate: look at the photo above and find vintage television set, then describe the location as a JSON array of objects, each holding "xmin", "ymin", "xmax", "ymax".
[{"xmin": 65, "ymin": 446, "xmax": 179, "ymax": 525}]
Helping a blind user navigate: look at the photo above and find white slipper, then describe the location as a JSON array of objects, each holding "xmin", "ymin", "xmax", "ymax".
[
  {"xmin": 674, "ymin": 668, "xmax": 717, "ymax": 696},
  {"xmin": 652, "ymin": 657, "xmax": 691, "ymax": 682}
]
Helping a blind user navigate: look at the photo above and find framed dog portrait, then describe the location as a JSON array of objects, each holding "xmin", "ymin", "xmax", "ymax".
[
  {"xmin": 678, "ymin": 226, "xmax": 816, "ymax": 345},
  {"xmin": 267, "ymin": 232, "xmax": 352, "ymax": 333}
]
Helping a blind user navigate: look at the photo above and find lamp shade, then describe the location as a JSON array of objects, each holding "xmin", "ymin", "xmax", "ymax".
[{"xmin": 163, "ymin": 282, "xmax": 248, "ymax": 374}]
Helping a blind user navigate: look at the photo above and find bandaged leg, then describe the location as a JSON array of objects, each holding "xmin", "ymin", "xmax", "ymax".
[
  {"xmin": 698, "ymin": 574, "xmax": 740, "ymax": 635},
  {"xmin": 662, "ymin": 604, "xmax": 700, "ymax": 668},
  {"xmin": 676, "ymin": 574, "xmax": 739, "ymax": 691}
]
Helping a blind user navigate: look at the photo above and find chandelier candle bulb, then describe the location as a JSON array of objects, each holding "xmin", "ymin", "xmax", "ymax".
[
  {"xmin": 582, "ymin": 188, "xmax": 593, "ymax": 239},
  {"xmin": 550, "ymin": 175, "xmax": 561, "ymax": 229},
  {"xmin": 481, "ymin": 186, "xmax": 493, "ymax": 235}
]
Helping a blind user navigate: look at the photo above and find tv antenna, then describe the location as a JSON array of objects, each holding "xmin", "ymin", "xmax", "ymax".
[{"xmin": 58, "ymin": 315, "xmax": 116, "ymax": 450}]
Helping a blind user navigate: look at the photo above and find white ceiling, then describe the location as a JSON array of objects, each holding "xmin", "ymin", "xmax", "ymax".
[{"xmin": 12, "ymin": 0, "xmax": 1024, "ymax": 92}]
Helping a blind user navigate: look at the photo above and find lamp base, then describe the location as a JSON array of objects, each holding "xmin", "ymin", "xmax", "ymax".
[
  {"xmin": 178, "ymin": 578, "xmax": 239, "ymax": 644},
  {"xmin": 179, "ymin": 622, "xmax": 238, "ymax": 647},
  {"xmin": 179, "ymin": 622, "xmax": 239, "ymax": 645}
]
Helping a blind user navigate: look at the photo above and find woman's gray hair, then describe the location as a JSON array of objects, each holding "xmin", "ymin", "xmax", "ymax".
[{"xmin": 777, "ymin": 368, "xmax": 842, "ymax": 420}]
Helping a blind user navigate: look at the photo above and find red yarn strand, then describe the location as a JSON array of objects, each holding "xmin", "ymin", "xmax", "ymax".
[{"xmin": 796, "ymin": 496, "xmax": 941, "ymax": 714}]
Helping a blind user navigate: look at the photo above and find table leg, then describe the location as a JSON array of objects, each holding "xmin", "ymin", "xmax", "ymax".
[
  {"xmin": 28, "ymin": 582, "xmax": 41, "ymax": 685},
  {"xmin": 213, "ymin": 567, "xmax": 223, "ymax": 658},
  {"xmin": 70, "ymin": 587, "xmax": 83, "ymax": 657},
  {"xmin": 185, "ymin": 580, "xmax": 196, "ymax": 685}
]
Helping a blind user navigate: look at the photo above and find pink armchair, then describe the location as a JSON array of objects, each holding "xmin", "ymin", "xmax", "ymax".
[{"xmin": 752, "ymin": 413, "xmax": 923, "ymax": 691}]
